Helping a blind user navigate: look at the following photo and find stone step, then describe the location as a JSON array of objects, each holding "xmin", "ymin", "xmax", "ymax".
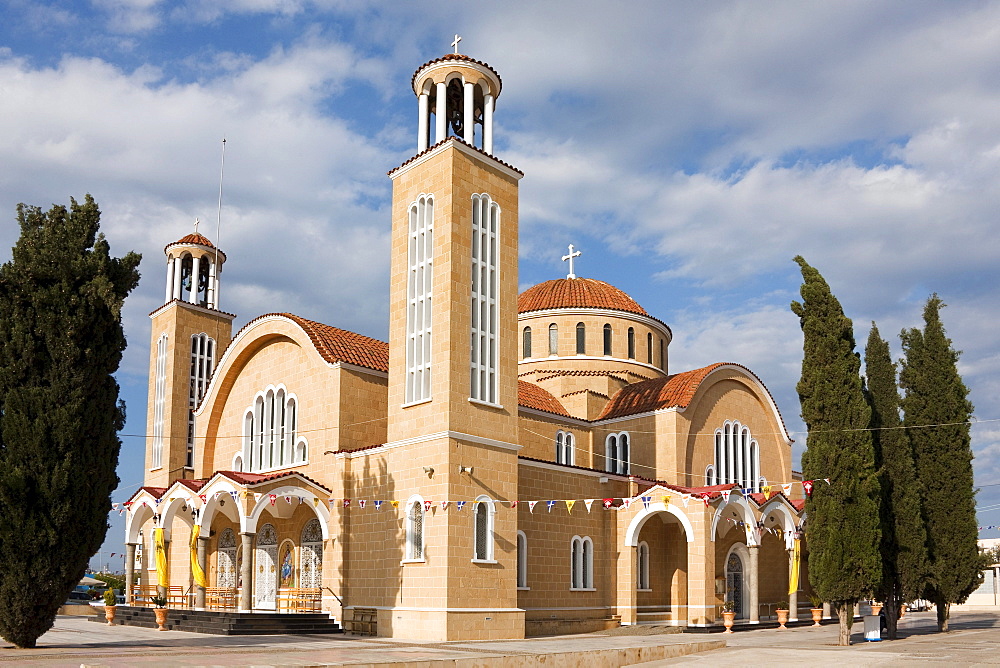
[{"xmin": 95, "ymin": 607, "xmax": 343, "ymax": 635}]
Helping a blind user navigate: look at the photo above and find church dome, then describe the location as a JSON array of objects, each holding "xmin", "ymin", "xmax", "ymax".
[{"xmin": 518, "ymin": 278, "xmax": 649, "ymax": 316}]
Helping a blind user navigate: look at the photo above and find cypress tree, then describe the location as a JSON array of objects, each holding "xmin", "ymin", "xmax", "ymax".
[
  {"xmin": 791, "ymin": 256, "xmax": 880, "ymax": 646},
  {"xmin": 900, "ymin": 295, "xmax": 979, "ymax": 632},
  {"xmin": 0, "ymin": 195, "xmax": 140, "ymax": 648},
  {"xmin": 865, "ymin": 322, "xmax": 928, "ymax": 639}
]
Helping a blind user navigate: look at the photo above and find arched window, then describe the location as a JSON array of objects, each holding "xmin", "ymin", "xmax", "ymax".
[
  {"xmin": 522, "ymin": 326, "xmax": 531, "ymax": 359},
  {"xmin": 646, "ymin": 332, "xmax": 653, "ymax": 364},
  {"xmin": 516, "ymin": 531, "xmax": 528, "ymax": 588},
  {"xmin": 556, "ymin": 430, "xmax": 575, "ymax": 465},
  {"xmin": 712, "ymin": 421, "xmax": 761, "ymax": 491},
  {"xmin": 242, "ymin": 386, "xmax": 300, "ymax": 473},
  {"xmin": 605, "ymin": 432, "xmax": 630, "ymax": 474},
  {"xmin": 705, "ymin": 464, "xmax": 716, "ymax": 486},
  {"xmin": 659, "ymin": 337, "xmax": 665, "ymax": 370},
  {"xmin": 637, "ymin": 541, "xmax": 650, "ymax": 590},
  {"xmin": 576, "ymin": 322, "xmax": 586, "ymax": 355},
  {"xmin": 152, "ymin": 333, "xmax": 168, "ymax": 470},
  {"xmin": 473, "ymin": 496, "xmax": 495, "ymax": 561},
  {"xmin": 603, "ymin": 324, "xmax": 612, "ymax": 356},
  {"xmin": 571, "ymin": 536, "xmax": 594, "ymax": 590},
  {"xmin": 405, "ymin": 497, "xmax": 425, "ymax": 561},
  {"xmin": 406, "ymin": 194, "xmax": 434, "ymax": 404},
  {"xmin": 187, "ymin": 333, "xmax": 215, "ymax": 469},
  {"xmin": 548, "ymin": 323, "xmax": 558, "ymax": 356},
  {"xmin": 627, "ymin": 328, "xmax": 635, "ymax": 359}
]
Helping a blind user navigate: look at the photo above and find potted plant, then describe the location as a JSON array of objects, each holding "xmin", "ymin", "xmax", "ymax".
[
  {"xmin": 151, "ymin": 594, "xmax": 169, "ymax": 631},
  {"xmin": 869, "ymin": 600, "xmax": 883, "ymax": 616},
  {"xmin": 775, "ymin": 601, "xmax": 789, "ymax": 629},
  {"xmin": 103, "ymin": 589, "xmax": 118, "ymax": 625},
  {"xmin": 721, "ymin": 598, "xmax": 736, "ymax": 633},
  {"xmin": 808, "ymin": 592, "xmax": 823, "ymax": 626}
]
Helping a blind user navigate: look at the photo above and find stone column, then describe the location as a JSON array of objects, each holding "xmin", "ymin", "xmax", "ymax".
[
  {"xmin": 435, "ymin": 81, "xmax": 447, "ymax": 143},
  {"xmin": 616, "ymin": 544, "xmax": 637, "ymax": 626},
  {"xmin": 788, "ymin": 548, "xmax": 799, "ymax": 621},
  {"xmin": 240, "ymin": 532, "xmax": 254, "ymax": 611},
  {"xmin": 748, "ymin": 544, "xmax": 760, "ymax": 623},
  {"xmin": 463, "ymin": 81, "xmax": 474, "ymax": 145},
  {"xmin": 195, "ymin": 535, "xmax": 208, "ymax": 609},
  {"xmin": 189, "ymin": 255, "xmax": 201, "ymax": 303},
  {"xmin": 822, "ymin": 601, "xmax": 831, "ymax": 619},
  {"xmin": 417, "ymin": 92, "xmax": 429, "ymax": 152},
  {"xmin": 125, "ymin": 543, "xmax": 137, "ymax": 605},
  {"xmin": 164, "ymin": 258, "xmax": 174, "ymax": 304},
  {"xmin": 687, "ymin": 507, "xmax": 717, "ymax": 627},
  {"xmin": 172, "ymin": 256, "xmax": 183, "ymax": 300},
  {"xmin": 483, "ymin": 94, "xmax": 494, "ymax": 154}
]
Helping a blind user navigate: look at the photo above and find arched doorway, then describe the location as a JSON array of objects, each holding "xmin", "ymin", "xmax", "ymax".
[
  {"xmin": 726, "ymin": 551, "xmax": 746, "ymax": 618},
  {"xmin": 254, "ymin": 523, "xmax": 278, "ymax": 609},
  {"xmin": 300, "ymin": 519, "xmax": 323, "ymax": 589},
  {"xmin": 217, "ymin": 528, "xmax": 237, "ymax": 588}
]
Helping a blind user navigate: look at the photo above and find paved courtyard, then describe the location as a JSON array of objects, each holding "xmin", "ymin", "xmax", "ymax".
[{"xmin": 0, "ymin": 608, "xmax": 997, "ymax": 666}]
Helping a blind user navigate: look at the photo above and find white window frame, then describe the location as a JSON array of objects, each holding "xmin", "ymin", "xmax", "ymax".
[
  {"xmin": 404, "ymin": 495, "xmax": 426, "ymax": 563},
  {"xmin": 713, "ymin": 420, "xmax": 761, "ymax": 491},
  {"xmin": 571, "ymin": 535, "xmax": 595, "ymax": 590},
  {"xmin": 405, "ymin": 194, "xmax": 434, "ymax": 405},
  {"xmin": 556, "ymin": 430, "xmax": 575, "ymax": 466},
  {"xmin": 637, "ymin": 541, "xmax": 651, "ymax": 591},
  {"xmin": 187, "ymin": 332, "xmax": 215, "ymax": 469},
  {"xmin": 516, "ymin": 530, "xmax": 528, "ymax": 589},
  {"xmin": 241, "ymin": 385, "xmax": 299, "ymax": 474},
  {"xmin": 472, "ymin": 495, "xmax": 496, "ymax": 563},
  {"xmin": 470, "ymin": 193, "xmax": 500, "ymax": 405},
  {"xmin": 151, "ymin": 333, "xmax": 168, "ymax": 470},
  {"xmin": 605, "ymin": 431, "xmax": 630, "ymax": 475},
  {"xmin": 548, "ymin": 323, "xmax": 558, "ymax": 356},
  {"xmin": 522, "ymin": 326, "xmax": 531, "ymax": 359}
]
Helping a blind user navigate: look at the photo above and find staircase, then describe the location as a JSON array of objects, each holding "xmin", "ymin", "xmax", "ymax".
[{"xmin": 94, "ymin": 607, "xmax": 343, "ymax": 635}]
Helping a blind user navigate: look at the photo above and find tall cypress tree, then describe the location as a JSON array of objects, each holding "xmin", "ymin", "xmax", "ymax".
[
  {"xmin": 900, "ymin": 295, "xmax": 978, "ymax": 632},
  {"xmin": 0, "ymin": 195, "xmax": 140, "ymax": 648},
  {"xmin": 865, "ymin": 323, "xmax": 927, "ymax": 639},
  {"xmin": 791, "ymin": 256, "xmax": 880, "ymax": 646}
]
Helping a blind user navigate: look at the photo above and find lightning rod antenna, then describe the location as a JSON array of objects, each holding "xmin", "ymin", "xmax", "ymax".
[{"xmin": 214, "ymin": 137, "xmax": 226, "ymax": 292}]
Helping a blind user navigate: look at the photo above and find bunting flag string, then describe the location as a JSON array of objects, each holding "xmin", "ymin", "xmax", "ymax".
[
  {"xmin": 584, "ymin": 499, "xmax": 595, "ymax": 513},
  {"xmin": 546, "ymin": 500, "xmax": 556, "ymax": 512}
]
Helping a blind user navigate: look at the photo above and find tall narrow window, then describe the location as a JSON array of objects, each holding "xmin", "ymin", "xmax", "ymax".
[
  {"xmin": 516, "ymin": 531, "xmax": 528, "ymax": 588},
  {"xmin": 713, "ymin": 421, "xmax": 761, "ymax": 491},
  {"xmin": 548, "ymin": 323, "xmax": 558, "ymax": 356},
  {"xmin": 406, "ymin": 499, "xmax": 425, "ymax": 561},
  {"xmin": 571, "ymin": 536, "xmax": 594, "ymax": 589},
  {"xmin": 470, "ymin": 194, "xmax": 500, "ymax": 404},
  {"xmin": 637, "ymin": 542, "xmax": 650, "ymax": 590},
  {"xmin": 188, "ymin": 333, "xmax": 215, "ymax": 469},
  {"xmin": 605, "ymin": 432, "xmax": 630, "ymax": 474},
  {"xmin": 659, "ymin": 338, "xmax": 665, "ymax": 370},
  {"xmin": 406, "ymin": 194, "xmax": 434, "ymax": 404},
  {"xmin": 473, "ymin": 496, "xmax": 494, "ymax": 561},
  {"xmin": 242, "ymin": 386, "xmax": 301, "ymax": 473},
  {"xmin": 522, "ymin": 326, "xmax": 531, "ymax": 359},
  {"xmin": 603, "ymin": 324, "xmax": 612, "ymax": 356},
  {"xmin": 576, "ymin": 322, "xmax": 586, "ymax": 355},
  {"xmin": 556, "ymin": 430, "xmax": 575, "ymax": 465},
  {"xmin": 627, "ymin": 328, "xmax": 636, "ymax": 359},
  {"xmin": 647, "ymin": 333, "xmax": 653, "ymax": 364},
  {"xmin": 151, "ymin": 333, "xmax": 168, "ymax": 470}
]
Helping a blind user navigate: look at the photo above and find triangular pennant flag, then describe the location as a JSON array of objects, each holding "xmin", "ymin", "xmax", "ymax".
[
  {"xmin": 762, "ymin": 485, "xmax": 772, "ymax": 498},
  {"xmin": 198, "ymin": 495, "xmax": 207, "ymax": 504},
  {"xmin": 374, "ymin": 500, "xmax": 383, "ymax": 510},
  {"xmin": 298, "ymin": 496, "xmax": 304, "ymax": 505},
  {"xmin": 154, "ymin": 498, "xmax": 162, "ymax": 506},
  {"xmin": 230, "ymin": 491, "xmax": 238, "ymax": 501},
  {"xmin": 241, "ymin": 490, "xmax": 249, "ymax": 499},
  {"xmin": 441, "ymin": 501, "xmax": 450, "ymax": 510},
  {"xmin": 112, "ymin": 503, "xmax": 119, "ymax": 510},
  {"xmin": 584, "ymin": 499, "xmax": 595, "ymax": 513},
  {"xmin": 641, "ymin": 496, "xmax": 651, "ymax": 509},
  {"xmin": 390, "ymin": 500, "xmax": 400, "ymax": 509},
  {"xmin": 661, "ymin": 495, "xmax": 671, "ymax": 506},
  {"xmin": 118, "ymin": 508, "xmax": 125, "ymax": 515},
  {"xmin": 603, "ymin": 498, "xmax": 614, "ymax": 509},
  {"xmin": 123, "ymin": 501, "xmax": 132, "ymax": 509},
  {"xmin": 680, "ymin": 494, "xmax": 690, "ymax": 507},
  {"xmin": 269, "ymin": 494, "xmax": 277, "ymax": 506},
  {"xmin": 253, "ymin": 493, "xmax": 262, "ymax": 502},
  {"xmin": 546, "ymin": 500, "xmax": 556, "ymax": 512},
  {"xmin": 823, "ymin": 478, "xmax": 830, "ymax": 485},
  {"xmin": 701, "ymin": 493, "xmax": 712, "ymax": 507},
  {"xmin": 457, "ymin": 501, "xmax": 466, "ymax": 511},
  {"xmin": 509, "ymin": 500, "xmax": 518, "ymax": 509},
  {"xmin": 359, "ymin": 500, "xmax": 367, "ymax": 509},
  {"xmin": 424, "ymin": 500, "xmax": 432, "ymax": 512},
  {"xmin": 802, "ymin": 480, "xmax": 814, "ymax": 497},
  {"xmin": 328, "ymin": 499, "xmax": 336, "ymax": 507},
  {"xmin": 284, "ymin": 495, "xmax": 292, "ymax": 504},
  {"xmin": 566, "ymin": 499, "xmax": 576, "ymax": 513},
  {"xmin": 621, "ymin": 498, "xmax": 632, "ymax": 510},
  {"xmin": 528, "ymin": 501, "xmax": 539, "ymax": 513},
  {"xmin": 721, "ymin": 490, "xmax": 731, "ymax": 503},
  {"xmin": 343, "ymin": 499, "xmax": 351, "ymax": 507},
  {"xmin": 781, "ymin": 483, "xmax": 792, "ymax": 496},
  {"xmin": 312, "ymin": 498, "xmax": 319, "ymax": 507}
]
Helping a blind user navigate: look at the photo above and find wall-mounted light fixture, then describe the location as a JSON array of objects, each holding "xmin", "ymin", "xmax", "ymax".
[
  {"xmin": 459, "ymin": 465, "xmax": 473, "ymax": 475},
  {"xmin": 423, "ymin": 466, "xmax": 435, "ymax": 477}
]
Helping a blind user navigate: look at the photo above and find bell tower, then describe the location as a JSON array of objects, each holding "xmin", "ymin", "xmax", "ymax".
[
  {"xmin": 383, "ymin": 42, "xmax": 524, "ymax": 639},
  {"xmin": 145, "ymin": 227, "xmax": 234, "ymax": 488}
]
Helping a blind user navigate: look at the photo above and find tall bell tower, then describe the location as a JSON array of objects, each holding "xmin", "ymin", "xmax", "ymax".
[
  {"xmin": 145, "ymin": 228, "xmax": 234, "ymax": 488},
  {"xmin": 384, "ymin": 41, "xmax": 524, "ymax": 639}
]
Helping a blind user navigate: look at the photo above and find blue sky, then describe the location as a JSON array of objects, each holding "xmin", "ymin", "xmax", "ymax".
[{"xmin": 1, "ymin": 1, "xmax": 999, "ymax": 570}]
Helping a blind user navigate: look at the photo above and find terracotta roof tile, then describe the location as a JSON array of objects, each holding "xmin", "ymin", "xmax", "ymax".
[
  {"xmin": 518, "ymin": 278, "xmax": 649, "ymax": 316},
  {"xmin": 517, "ymin": 380, "xmax": 571, "ymax": 417},
  {"xmin": 388, "ymin": 137, "xmax": 522, "ymax": 178},
  {"xmin": 215, "ymin": 470, "xmax": 331, "ymax": 493},
  {"xmin": 234, "ymin": 313, "xmax": 389, "ymax": 373},
  {"xmin": 411, "ymin": 53, "xmax": 502, "ymax": 96},
  {"xmin": 176, "ymin": 479, "xmax": 206, "ymax": 492},
  {"xmin": 597, "ymin": 364, "xmax": 726, "ymax": 420}
]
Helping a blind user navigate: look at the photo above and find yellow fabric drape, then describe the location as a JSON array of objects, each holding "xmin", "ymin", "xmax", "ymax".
[
  {"xmin": 788, "ymin": 537, "xmax": 801, "ymax": 596},
  {"xmin": 154, "ymin": 528, "xmax": 168, "ymax": 588},
  {"xmin": 190, "ymin": 524, "xmax": 208, "ymax": 588}
]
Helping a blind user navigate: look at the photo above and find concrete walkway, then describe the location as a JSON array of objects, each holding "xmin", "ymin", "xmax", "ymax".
[{"xmin": 2, "ymin": 609, "xmax": 998, "ymax": 667}]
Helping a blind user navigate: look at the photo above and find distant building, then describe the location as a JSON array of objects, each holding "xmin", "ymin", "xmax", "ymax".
[{"xmin": 124, "ymin": 46, "xmax": 808, "ymax": 640}]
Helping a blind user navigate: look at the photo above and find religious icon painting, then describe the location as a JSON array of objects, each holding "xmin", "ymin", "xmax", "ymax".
[{"xmin": 280, "ymin": 544, "xmax": 295, "ymax": 588}]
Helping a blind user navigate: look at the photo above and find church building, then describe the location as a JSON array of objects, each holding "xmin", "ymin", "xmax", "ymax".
[{"xmin": 124, "ymin": 45, "xmax": 809, "ymax": 640}]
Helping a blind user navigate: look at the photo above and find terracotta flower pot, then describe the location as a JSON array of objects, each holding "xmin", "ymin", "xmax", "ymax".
[
  {"xmin": 776, "ymin": 608, "xmax": 789, "ymax": 629},
  {"xmin": 105, "ymin": 606, "xmax": 117, "ymax": 626},
  {"xmin": 154, "ymin": 607, "xmax": 168, "ymax": 631},
  {"xmin": 810, "ymin": 607, "xmax": 822, "ymax": 626},
  {"xmin": 899, "ymin": 604, "xmax": 906, "ymax": 619},
  {"xmin": 722, "ymin": 611, "xmax": 736, "ymax": 633},
  {"xmin": 870, "ymin": 603, "xmax": 883, "ymax": 616}
]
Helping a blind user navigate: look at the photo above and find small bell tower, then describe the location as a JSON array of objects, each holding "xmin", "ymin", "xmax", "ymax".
[{"xmin": 144, "ymin": 226, "xmax": 234, "ymax": 488}]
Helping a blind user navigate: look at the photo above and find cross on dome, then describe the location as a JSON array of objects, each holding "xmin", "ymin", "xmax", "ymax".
[
  {"xmin": 452, "ymin": 34, "xmax": 462, "ymax": 54},
  {"xmin": 193, "ymin": 218, "xmax": 200, "ymax": 235},
  {"xmin": 562, "ymin": 244, "xmax": 581, "ymax": 279}
]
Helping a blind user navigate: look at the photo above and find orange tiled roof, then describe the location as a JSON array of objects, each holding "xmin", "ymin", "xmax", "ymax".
[
  {"xmin": 165, "ymin": 233, "xmax": 216, "ymax": 251},
  {"xmin": 215, "ymin": 469, "xmax": 331, "ymax": 492},
  {"xmin": 518, "ymin": 278, "xmax": 649, "ymax": 316},
  {"xmin": 388, "ymin": 136, "xmax": 523, "ymax": 178},
  {"xmin": 517, "ymin": 380, "xmax": 571, "ymax": 417},
  {"xmin": 235, "ymin": 313, "xmax": 389, "ymax": 373},
  {"xmin": 597, "ymin": 363, "xmax": 730, "ymax": 420},
  {"xmin": 411, "ymin": 53, "xmax": 502, "ymax": 96}
]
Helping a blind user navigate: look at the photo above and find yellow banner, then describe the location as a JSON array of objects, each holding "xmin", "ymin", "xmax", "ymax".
[
  {"xmin": 154, "ymin": 527, "xmax": 168, "ymax": 588},
  {"xmin": 788, "ymin": 537, "xmax": 801, "ymax": 596},
  {"xmin": 190, "ymin": 524, "xmax": 208, "ymax": 588}
]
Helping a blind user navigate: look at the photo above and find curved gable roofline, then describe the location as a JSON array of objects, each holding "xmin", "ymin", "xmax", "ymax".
[
  {"xmin": 193, "ymin": 313, "xmax": 388, "ymax": 417},
  {"xmin": 597, "ymin": 362, "xmax": 792, "ymax": 444}
]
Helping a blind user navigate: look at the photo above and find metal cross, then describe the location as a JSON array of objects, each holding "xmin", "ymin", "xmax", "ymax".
[
  {"xmin": 452, "ymin": 34, "xmax": 462, "ymax": 54},
  {"xmin": 193, "ymin": 218, "xmax": 200, "ymax": 235},
  {"xmin": 562, "ymin": 244, "xmax": 581, "ymax": 279}
]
